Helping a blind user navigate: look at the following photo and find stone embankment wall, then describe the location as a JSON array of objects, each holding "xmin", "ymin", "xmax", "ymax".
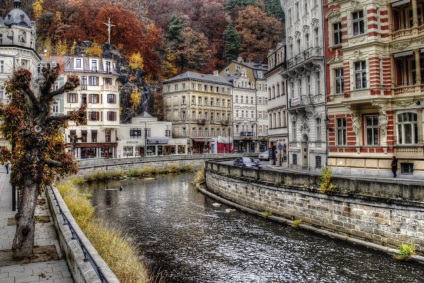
[
  {"xmin": 205, "ymin": 161, "xmax": 424, "ymax": 255},
  {"xmin": 76, "ymin": 153, "xmax": 246, "ymax": 175}
]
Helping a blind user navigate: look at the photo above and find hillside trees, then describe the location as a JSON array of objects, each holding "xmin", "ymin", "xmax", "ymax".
[
  {"xmin": 223, "ymin": 24, "xmax": 241, "ymax": 62},
  {"xmin": 0, "ymin": 65, "xmax": 86, "ymax": 259},
  {"xmin": 235, "ymin": 6, "xmax": 283, "ymax": 62}
]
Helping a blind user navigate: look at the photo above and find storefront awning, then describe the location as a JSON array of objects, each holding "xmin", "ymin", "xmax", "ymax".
[
  {"xmin": 391, "ymin": 0, "xmax": 410, "ymax": 7},
  {"xmin": 393, "ymin": 50, "xmax": 413, "ymax": 58},
  {"xmin": 147, "ymin": 138, "xmax": 169, "ymax": 145},
  {"xmin": 192, "ymin": 138, "xmax": 214, "ymax": 142}
]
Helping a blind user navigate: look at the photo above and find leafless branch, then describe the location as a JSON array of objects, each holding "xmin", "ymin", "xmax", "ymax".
[{"xmin": 45, "ymin": 115, "xmax": 71, "ymax": 123}]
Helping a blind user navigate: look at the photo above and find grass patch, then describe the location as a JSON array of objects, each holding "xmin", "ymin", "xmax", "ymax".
[
  {"xmin": 320, "ymin": 166, "xmax": 336, "ymax": 194},
  {"xmin": 56, "ymin": 181, "xmax": 150, "ymax": 282},
  {"xmin": 291, "ymin": 219, "xmax": 302, "ymax": 228},
  {"xmin": 192, "ymin": 169, "xmax": 205, "ymax": 186},
  {"xmin": 395, "ymin": 243, "xmax": 416, "ymax": 260},
  {"xmin": 262, "ymin": 211, "xmax": 272, "ymax": 218}
]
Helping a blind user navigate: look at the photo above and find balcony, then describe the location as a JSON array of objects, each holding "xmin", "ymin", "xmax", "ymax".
[
  {"xmin": 283, "ymin": 47, "xmax": 323, "ymax": 71},
  {"xmin": 240, "ymin": 131, "xmax": 255, "ymax": 137},
  {"xmin": 197, "ymin": 119, "xmax": 206, "ymax": 125},
  {"xmin": 101, "ymin": 85, "xmax": 118, "ymax": 91},
  {"xmin": 221, "ymin": 120, "xmax": 229, "ymax": 126}
]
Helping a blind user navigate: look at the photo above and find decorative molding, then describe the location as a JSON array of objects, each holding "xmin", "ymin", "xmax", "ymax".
[
  {"xmin": 325, "ymin": 9, "xmax": 341, "ymax": 23},
  {"xmin": 394, "ymin": 99, "xmax": 414, "ymax": 107},
  {"xmin": 372, "ymin": 101, "xmax": 388, "ymax": 138},
  {"xmin": 294, "ymin": 31, "xmax": 301, "ymax": 39},
  {"xmin": 311, "ymin": 18, "xmax": 319, "ymax": 28},
  {"xmin": 390, "ymin": 40, "xmax": 412, "ymax": 51},
  {"xmin": 303, "ymin": 25, "xmax": 310, "ymax": 34}
]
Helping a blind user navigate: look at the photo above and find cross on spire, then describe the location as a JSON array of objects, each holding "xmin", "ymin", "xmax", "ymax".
[{"xmin": 103, "ymin": 18, "xmax": 115, "ymax": 44}]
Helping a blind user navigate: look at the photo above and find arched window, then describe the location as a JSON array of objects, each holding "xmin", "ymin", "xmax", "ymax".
[{"xmin": 397, "ymin": 112, "xmax": 418, "ymax": 144}]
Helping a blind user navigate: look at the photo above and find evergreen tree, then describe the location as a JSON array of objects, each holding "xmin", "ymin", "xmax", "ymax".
[
  {"xmin": 264, "ymin": 0, "xmax": 285, "ymax": 22},
  {"xmin": 223, "ymin": 24, "xmax": 241, "ymax": 62},
  {"xmin": 167, "ymin": 13, "xmax": 185, "ymax": 43},
  {"xmin": 225, "ymin": 0, "xmax": 258, "ymax": 11}
]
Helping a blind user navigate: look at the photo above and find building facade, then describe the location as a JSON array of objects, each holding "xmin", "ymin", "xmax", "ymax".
[
  {"xmin": 0, "ymin": 0, "xmax": 41, "ymax": 148},
  {"xmin": 162, "ymin": 71, "xmax": 233, "ymax": 154},
  {"xmin": 267, "ymin": 40, "xmax": 289, "ymax": 166},
  {"xmin": 63, "ymin": 55, "xmax": 120, "ymax": 159},
  {"xmin": 281, "ymin": 0, "xmax": 327, "ymax": 171},
  {"xmin": 220, "ymin": 58, "xmax": 269, "ymax": 153},
  {"xmin": 324, "ymin": 0, "xmax": 424, "ymax": 177},
  {"xmin": 117, "ymin": 112, "xmax": 187, "ymax": 157}
]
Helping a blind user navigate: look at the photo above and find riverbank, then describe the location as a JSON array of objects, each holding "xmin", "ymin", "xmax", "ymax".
[{"xmin": 204, "ymin": 160, "xmax": 424, "ymax": 262}]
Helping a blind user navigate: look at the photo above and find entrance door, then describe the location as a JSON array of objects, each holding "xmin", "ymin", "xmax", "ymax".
[{"xmin": 301, "ymin": 135, "xmax": 309, "ymax": 169}]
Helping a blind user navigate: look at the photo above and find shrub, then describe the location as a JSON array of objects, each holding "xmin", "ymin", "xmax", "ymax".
[
  {"xmin": 263, "ymin": 211, "xmax": 272, "ymax": 218},
  {"xmin": 320, "ymin": 166, "xmax": 336, "ymax": 193},
  {"xmin": 395, "ymin": 243, "xmax": 416, "ymax": 260},
  {"xmin": 71, "ymin": 176, "xmax": 85, "ymax": 186},
  {"xmin": 166, "ymin": 163, "xmax": 180, "ymax": 173},
  {"xmin": 291, "ymin": 219, "xmax": 302, "ymax": 228}
]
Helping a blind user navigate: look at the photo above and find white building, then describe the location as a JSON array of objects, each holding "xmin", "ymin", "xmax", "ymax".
[
  {"xmin": 62, "ymin": 55, "xmax": 120, "ymax": 159},
  {"xmin": 267, "ymin": 40, "xmax": 288, "ymax": 166},
  {"xmin": 220, "ymin": 58, "xmax": 269, "ymax": 153},
  {"xmin": 117, "ymin": 112, "xmax": 187, "ymax": 157},
  {"xmin": 281, "ymin": 0, "xmax": 326, "ymax": 171},
  {"xmin": 0, "ymin": 0, "xmax": 41, "ymax": 148}
]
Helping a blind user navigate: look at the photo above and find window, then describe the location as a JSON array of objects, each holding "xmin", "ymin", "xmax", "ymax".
[
  {"xmin": 192, "ymin": 96, "xmax": 195, "ymax": 104},
  {"xmin": 81, "ymin": 130, "xmax": 87, "ymax": 142},
  {"xmin": 105, "ymin": 130, "xmax": 111, "ymax": 142},
  {"xmin": 366, "ymin": 115, "xmax": 379, "ymax": 145},
  {"xmin": 51, "ymin": 101, "xmax": 59, "ymax": 114},
  {"xmin": 174, "ymin": 84, "xmax": 178, "ymax": 91},
  {"xmin": 354, "ymin": 61, "xmax": 367, "ymax": 89},
  {"xmin": 314, "ymin": 28, "xmax": 319, "ymax": 47},
  {"xmin": 295, "ymin": 2, "xmax": 299, "ymax": 21},
  {"xmin": 305, "ymin": 34, "xmax": 309, "ymax": 49},
  {"xmin": 397, "ymin": 112, "xmax": 418, "ymax": 144},
  {"xmin": 0, "ymin": 86, "xmax": 3, "ymax": 100},
  {"xmin": 91, "ymin": 130, "xmax": 97, "ymax": 142},
  {"xmin": 210, "ymin": 98, "xmax": 214, "ymax": 106},
  {"xmin": 335, "ymin": 68, "xmax": 344, "ymax": 94},
  {"xmin": 337, "ymin": 118, "xmax": 347, "ymax": 145},
  {"xmin": 288, "ymin": 8, "xmax": 292, "ymax": 25},
  {"xmin": 259, "ymin": 111, "xmax": 263, "ymax": 119},
  {"xmin": 89, "ymin": 76, "xmax": 99, "ymax": 86},
  {"xmin": 251, "ymin": 97, "xmax": 253, "ymax": 104},
  {"xmin": 293, "ymin": 154, "xmax": 298, "ymax": 165},
  {"xmin": 0, "ymin": 34, "xmax": 2, "ymax": 45},
  {"xmin": 146, "ymin": 128, "xmax": 151, "ymax": 137},
  {"xmin": 105, "ymin": 61, "xmax": 111, "ymax": 73},
  {"xmin": 165, "ymin": 129, "xmax": 171, "ymax": 137},
  {"xmin": 316, "ymin": 118, "xmax": 322, "ymax": 141},
  {"xmin": 75, "ymin": 58, "xmax": 82, "ymax": 69},
  {"xmin": 241, "ymin": 96, "xmax": 243, "ymax": 103},
  {"xmin": 182, "ymin": 111, "xmax": 186, "ymax": 120},
  {"xmin": 108, "ymin": 94, "xmax": 116, "ymax": 103},
  {"xmin": 192, "ymin": 111, "xmax": 196, "ymax": 119},
  {"xmin": 316, "ymin": 156, "xmax": 322, "ymax": 169},
  {"xmin": 352, "ymin": 11, "xmax": 365, "ymax": 36},
  {"xmin": 0, "ymin": 60, "xmax": 4, "ymax": 73},
  {"xmin": 107, "ymin": 111, "xmax": 117, "ymax": 121},
  {"xmin": 198, "ymin": 97, "xmax": 202, "ymax": 105},
  {"xmin": 316, "ymin": 72, "xmax": 320, "ymax": 93},
  {"xmin": 298, "ymin": 79, "xmax": 302, "ymax": 95},
  {"xmin": 130, "ymin": 128, "xmax": 142, "ymax": 138},
  {"xmin": 89, "ymin": 111, "xmax": 100, "ymax": 121},
  {"xmin": 91, "ymin": 60, "xmax": 98, "ymax": 71},
  {"xmin": 182, "ymin": 96, "xmax": 186, "ymax": 104},
  {"xmin": 333, "ymin": 22, "xmax": 342, "ymax": 45},
  {"xmin": 182, "ymin": 83, "xmax": 186, "ymax": 89},
  {"xmin": 81, "ymin": 93, "xmax": 87, "ymax": 105},
  {"xmin": 67, "ymin": 93, "xmax": 78, "ymax": 103},
  {"xmin": 307, "ymin": 76, "xmax": 311, "ymax": 95},
  {"xmin": 89, "ymin": 93, "xmax": 99, "ymax": 104}
]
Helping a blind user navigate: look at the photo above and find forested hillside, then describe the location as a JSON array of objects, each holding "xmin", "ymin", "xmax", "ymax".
[{"xmin": 3, "ymin": 0, "xmax": 284, "ymax": 82}]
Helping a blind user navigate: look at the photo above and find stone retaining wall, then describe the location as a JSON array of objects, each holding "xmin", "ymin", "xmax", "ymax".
[{"xmin": 205, "ymin": 161, "xmax": 424, "ymax": 255}]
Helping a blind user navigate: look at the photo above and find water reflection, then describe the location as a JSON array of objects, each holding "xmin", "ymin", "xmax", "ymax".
[{"xmin": 86, "ymin": 173, "xmax": 424, "ymax": 283}]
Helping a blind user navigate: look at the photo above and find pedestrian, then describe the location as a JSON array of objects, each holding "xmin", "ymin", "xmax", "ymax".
[
  {"xmin": 4, "ymin": 160, "xmax": 10, "ymax": 174},
  {"xmin": 391, "ymin": 156, "xmax": 398, "ymax": 178}
]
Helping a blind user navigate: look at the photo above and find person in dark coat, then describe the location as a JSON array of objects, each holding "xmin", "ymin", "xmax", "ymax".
[{"xmin": 391, "ymin": 156, "xmax": 398, "ymax": 178}]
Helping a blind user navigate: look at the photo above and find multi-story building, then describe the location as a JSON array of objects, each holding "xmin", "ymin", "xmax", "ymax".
[
  {"xmin": 324, "ymin": 0, "xmax": 424, "ymax": 178},
  {"xmin": 282, "ymin": 0, "xmax": 327, "ymax": 171},
  {"xmin": 162, "ymin": 71, "xmax": 233, "ymax": 154},
  {"xmin": 220, "ymin": 58, "xmax": 269, "ymax": 153},
  {"xmin": 116, "ymin": 112, "xmax": 187, "ymax": 157},
  {"xmin": 267, "ymin": 40, "xmax": 288, "ymax": 166},
  {"xmin": 62, "ymin": 55, "xmax": 120, "ymax": 159},
  {"xmin": 0, "ymin": 0, "xmax": 41, "ymax": 148}
]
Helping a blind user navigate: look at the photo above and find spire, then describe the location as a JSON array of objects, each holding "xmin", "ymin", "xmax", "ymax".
[
  {"xmin": 14, "ymin": 0, "xmax": 21, "ymax": 9},
  {"xmin": 103, "ymin": 18, "xmax": 115, "ymax": 45}
]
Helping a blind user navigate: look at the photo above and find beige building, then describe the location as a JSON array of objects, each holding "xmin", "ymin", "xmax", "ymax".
[
  {"xmin": 162, "ymin": 71, "xmax": 233, "ymax": 154},
  {"xmin": 62, "ymin": 55, "xmax": 120, "ymax": 159}
]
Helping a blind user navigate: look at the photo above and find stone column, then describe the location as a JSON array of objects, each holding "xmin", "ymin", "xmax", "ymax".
[
  {"xmin": 412, "ymin": 0, "xmax": 419, "ymax": 28},
  {"xmin": 415, "ymin": 49, "xmax": 422, "ymax": 86},
  {"xmin": 418, "ymin": 108, "xmax": 423, "ymax": 145}
]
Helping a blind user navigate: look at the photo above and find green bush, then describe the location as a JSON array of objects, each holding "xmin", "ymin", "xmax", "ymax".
[
  {"xmin": 395, "ymin": 243, "xmax": 416, "ymax": 260},
  {"xmin": 291, "ymin": 219, "xmax": 302, "ymax": 228},
  {"xmin": 320, "ymin": 166, "xmax": 336, "ymax": 193}
]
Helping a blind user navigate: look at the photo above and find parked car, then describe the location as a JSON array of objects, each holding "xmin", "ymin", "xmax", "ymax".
[
  {"xmin": 233, "ymin": 157, "xmax": 261, "ymax": 169},
  {"xmin": 258, "ymin": 151, "xmax": 269, "ymax": 161}
]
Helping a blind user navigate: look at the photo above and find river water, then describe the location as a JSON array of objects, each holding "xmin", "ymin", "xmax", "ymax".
[{"xmin": 86, "ymin": 173, "xmax": 424, "ymax": 283}]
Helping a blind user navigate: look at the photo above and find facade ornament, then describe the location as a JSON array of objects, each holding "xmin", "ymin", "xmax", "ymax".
[
  {"xmin": 300, "ymin": 115, "xmax": 310, "ymax": 133},
  {"xmin": 311, "ymin": 18, "xmax": 319, "ymax": 28},
  {"xmin": 351, "ymin": 111, "xmax": 361, "ymax": 137},
  {"xmin": 287, "ymin": 36, "xmax": 293, "ymax": 43},
  {"xmin": 372, "ymin": 101, "xmax": 388, "ymax": 139},
  {"xmin": 394, "ymin": 99, "xmax": 414, "ymax": 107},
  {"xmin": 391, "ymin": 40, "xmax": 411, "ymax": 51},
  {"xmin": 325, "ymin": 9, "xmax": 341, "ymax": 23},
  {"xmin": 294, "ymin": 31, "xmax": 301, "ymax": 39},
  {"xmin": 291, "ymin": 114, "xmax": 297, "ymax": 123},
  {"xmin": 303, "ymin": 25, "xmax": 310, "ymax": 34}
]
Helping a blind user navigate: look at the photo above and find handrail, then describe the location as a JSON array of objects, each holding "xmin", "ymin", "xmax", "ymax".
[{"xmin": 50, "ymin": 188, "xmax": 109, "ymax": 283}]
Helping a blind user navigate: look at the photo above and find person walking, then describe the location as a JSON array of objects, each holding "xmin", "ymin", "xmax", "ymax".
[
  {"xmin": 391, "ymin": 156, "xmax": 398, "ymax": 178},
  {"xmin": 4, "ymin": 160, "xmax": 10, "ymax": 174}
]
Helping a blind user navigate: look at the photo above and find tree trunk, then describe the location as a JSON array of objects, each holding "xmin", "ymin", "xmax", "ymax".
[{"xmin": 12, "ymin": 179, "xmax": 39, "ymax": 259}]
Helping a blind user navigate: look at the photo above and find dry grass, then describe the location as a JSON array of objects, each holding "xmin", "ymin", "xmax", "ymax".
[
  {"xmin": 192, "ymin": 168, "xmax": 205, "ymax": 186},
  {"xmin": 56, "ymin": 181, "xmax": 150, "ymax": 283}
]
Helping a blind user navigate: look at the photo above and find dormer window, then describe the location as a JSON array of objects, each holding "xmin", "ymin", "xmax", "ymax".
[
  {"xmin": 105, "ymin": 61, "xmax": 111, "ymax": 73},
  {"xmin": 91, "ymin": 60, "xmax": 98, "ymax": 71},
  {"xmin": 75, "ymin": 58, "xmax": 82, "ymax": 69},
  {"xmin": 258, "ymin": 71, "xmax": 263, "ymax": 79}
]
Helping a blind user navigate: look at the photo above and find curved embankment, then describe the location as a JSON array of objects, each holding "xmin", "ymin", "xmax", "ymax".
[{"xmin": 203, "ymin": 161, "xmax": 424, "ymax": 264}]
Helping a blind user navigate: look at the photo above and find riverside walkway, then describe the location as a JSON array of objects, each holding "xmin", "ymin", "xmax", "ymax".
[{"xmin": 0, "ymin": 170, "xmax": 73, "ymax": 283}]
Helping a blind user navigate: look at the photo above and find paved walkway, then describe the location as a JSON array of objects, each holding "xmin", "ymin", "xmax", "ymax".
[{"xmin": 0, "ymin": 169, "xmax": 73, "ymax": 283}]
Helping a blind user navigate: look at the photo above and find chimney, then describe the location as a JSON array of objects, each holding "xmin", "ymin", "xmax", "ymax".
[{"xmin": 213, "ymin": 70, "xmax": 219, "ymax": 76}]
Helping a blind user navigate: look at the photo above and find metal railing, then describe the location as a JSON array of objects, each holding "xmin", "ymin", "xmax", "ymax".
[{"xmin": 50, "ymin": 188, "xmax": 109, "ymax": 283}]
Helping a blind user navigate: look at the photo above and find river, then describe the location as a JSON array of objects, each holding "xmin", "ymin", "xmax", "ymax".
[{"xmin": 85, "ymin": 173, "xmax": 424, "ymax": 283}]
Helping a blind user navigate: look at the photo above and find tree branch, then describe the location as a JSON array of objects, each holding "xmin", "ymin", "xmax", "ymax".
[
  {"xmin": 45, "ymin": 115, "xmax": 72, "ymax": 123},
  {"xmin": 44, "ymin": 159, "xmax": 63, "ymax": 168}
]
